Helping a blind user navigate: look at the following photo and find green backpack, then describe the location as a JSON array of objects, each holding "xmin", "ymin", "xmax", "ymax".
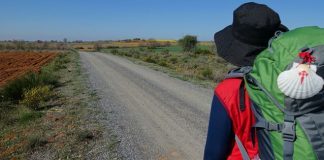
[{"xmin": 242, "ymin": 26, "xmax": 324, "ymax": 160}]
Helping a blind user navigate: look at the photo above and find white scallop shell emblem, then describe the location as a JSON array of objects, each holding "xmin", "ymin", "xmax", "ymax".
[{"xmin": 277, "ymin": 62, "xmax": 324, "ymax": 99}]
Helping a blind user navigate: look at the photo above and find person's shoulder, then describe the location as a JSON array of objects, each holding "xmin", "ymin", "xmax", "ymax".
[{"xmin": 214, "ymin": 78, "xmax": 243, "ymax": 100}]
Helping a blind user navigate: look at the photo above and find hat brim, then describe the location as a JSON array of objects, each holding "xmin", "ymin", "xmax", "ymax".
[{"xmin": 214, "ymin": 24, "xmax": 288, "ymax": 66}]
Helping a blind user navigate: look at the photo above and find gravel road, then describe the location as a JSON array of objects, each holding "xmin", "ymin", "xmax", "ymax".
[{"xmin": 80, "ymin": 52, "xmax": 213, "ymax": 160}]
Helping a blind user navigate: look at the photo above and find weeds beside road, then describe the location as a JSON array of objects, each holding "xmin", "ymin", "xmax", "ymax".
[
  {"xmin": 101, "ymin": 45, "xmax": 234, "ymax": 88},
  {"xmin": 0, "ymin": 50, "xmax": 118, "ymax": 159}
]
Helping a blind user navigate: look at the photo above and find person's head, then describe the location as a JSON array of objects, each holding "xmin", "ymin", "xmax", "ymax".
[{"xmin": 214, "ymin": 2, "xmax": 288, "ymax": 66}]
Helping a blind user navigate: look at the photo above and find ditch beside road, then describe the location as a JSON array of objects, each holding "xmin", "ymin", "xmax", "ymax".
[{"xmin": 80, "ymin": 51, "xmax": 213, "ymax": 160}]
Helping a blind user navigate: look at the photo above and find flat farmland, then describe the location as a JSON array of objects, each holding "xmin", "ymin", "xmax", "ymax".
[{"xmin": 0, "ymin": 52, "xmax": 57, "ymax": 86}]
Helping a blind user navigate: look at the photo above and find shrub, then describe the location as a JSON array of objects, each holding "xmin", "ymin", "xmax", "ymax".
[
  {"xmin": 161, "ymin": 49, "xmax": 170, "ymax": 55},
  {"xmin": 129, "ymin": 49, "xmax": 141, "ymax": 58},
  {"xmin": 77, "ymin": 129, "xmax": 95, "ymax": 141},
  {"xmin": 143, "ymin": 56, "xmax": 157, "ymax": 64},
  {"xmin": 194, "ymin": 48, "xmax": 212, "ymax": 55},
  {"xmin": 158, "ymin": 60, "xmax": 168, "ymax": 67},
  {"xmin": 19, "ymin": 110, "xmax": 43, "ymax": 124},
  {"xmin": 5, "ymin": 70, "xmax": 58, "ymax": 101},
  {"xmin": 27, "ymin": 135, "xmax": 48, "ymax": 150},
  {"xmin": 124, "ymin": 52, "xmax": 132, "ymax": 57},
  {"xmin": 129, "ymin": 49, "xmax": 141, "ymax": 59},
  {"xmin": 50, "ymin": 53, "xmax": 70, "ymax": 71},
  {"xmin": 178, "ymin": 35, "xmax": 198, "ymax": 52},
  {"xmin": 20, "ymin": 85, "xmax": 52, "ymax": 110},
  {"xmin": 169, "ymin": 57, "xmax": 178, "ymax": 64}
]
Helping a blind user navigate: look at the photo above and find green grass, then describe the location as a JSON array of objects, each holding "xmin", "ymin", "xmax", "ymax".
[
  {"xmin": 152, "ymin": 45, "xmax": 182, "ymax": 52},
  {"xmin": 102, "ymin": 44, "xmax": 211, "ymax": 54},
  {"xmin": 27, "ymin": 134, "xmax": 48, "ymax": 149},
  {"xmin": 18, "ymin": 108, "xmax": 43, "ymax": 124}
]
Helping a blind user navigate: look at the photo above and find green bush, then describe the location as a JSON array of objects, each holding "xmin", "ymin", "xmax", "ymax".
[
  {"xmin": 77, "ymin": 129, "xmax": 95, "ymax": 141},
  {"xmin": 20, "ymin": 85, "xmax": 52, "ymax": 110},
  {"xmin": 124, "ymin": 52, "xmax": 132, "ymax": 57},
  {"xmin": 161, "ymin": 49, "xmax": 170, "ymax": 55},
  {"xmin": 194, "ymin": 48, "xmax": 212, "ymax": 55},
  {"xmin": 158, "ymin": 60, "xmax": 168, "ymax": 67},
  {"xmin": 19, "ymin": 110, "xmax": 43, "ymax": 124},
  {"xmin": 2, "ymin": 72, "xmax": 54, "ymax": 100},
  {"xmin": 50, "ymin": 53, "xmax": 70, "ymax": 71},
  {"xmin": 27, "ymin": 134, "xmax": 48, "ymax": 150},
  {"xmin": 143, "ymin": 56, "xmax": 157, "ymax": 64},
  {"xmin": 169, "ymin": 57, "xmax": 178, "ymax": 64},
  {"xmin": 178, "ymin": 35, "xmax": 198, "ymax": 52}
]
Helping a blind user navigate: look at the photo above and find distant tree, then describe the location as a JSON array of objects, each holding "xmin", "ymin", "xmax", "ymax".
[
  {"xmin": 178, "ymin": 35, "xmax": 198, "ymax": 52},
  {"xmin": 63, "ymin": 38, "xmax": 68, "ymax": 43}
]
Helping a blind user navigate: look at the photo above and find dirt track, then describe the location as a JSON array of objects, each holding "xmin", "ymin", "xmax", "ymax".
[{"xmin": 80, "ymin": 52, "xmax": 213, "ymax": 160}]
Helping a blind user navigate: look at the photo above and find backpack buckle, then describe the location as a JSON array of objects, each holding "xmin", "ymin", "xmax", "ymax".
[
  {"xmin": 282, "ymin": 120, "xmax": 296, "ymax": 142},
  {"xmin": 266, "ymin": 122, "xmax": 283, "ymax": 131}
]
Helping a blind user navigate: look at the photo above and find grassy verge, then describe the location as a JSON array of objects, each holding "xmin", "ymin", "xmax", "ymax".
[
  {"xmin": 0, "ymin": 50, "xmax": 118, "ymax": 159},
  {"xmin": 101, "ymin": 45, "xmax": 235, "ymax": 88}
]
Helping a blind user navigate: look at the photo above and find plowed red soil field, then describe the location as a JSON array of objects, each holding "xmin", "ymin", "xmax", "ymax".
[{"xmin": 0, "ymin": 52, "xmax": 57, "ymax": 86}]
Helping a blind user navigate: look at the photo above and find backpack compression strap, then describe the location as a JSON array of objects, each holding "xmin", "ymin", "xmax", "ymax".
[{"xmin": 235, "ymin": 134, "xmax": 250, "ymax": 160}]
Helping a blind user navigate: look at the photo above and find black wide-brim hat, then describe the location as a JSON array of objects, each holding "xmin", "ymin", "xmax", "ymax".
[{"xmin": 214, "ymin": 2, "xmax": 288, "ymax": 66}]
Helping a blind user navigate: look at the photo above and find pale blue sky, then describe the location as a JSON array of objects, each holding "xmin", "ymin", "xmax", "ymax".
[{"xmin": 0, "ymin": 0, "xmax": 323, "ymax": 41}]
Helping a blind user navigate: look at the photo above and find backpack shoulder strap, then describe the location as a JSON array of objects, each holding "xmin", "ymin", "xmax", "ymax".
[
  {"xmin": 224, "ymin": 66, "xmax": 252, "ymax": 111},
  {"xmin": 225, "ymin": 66, "xmax": 253, "ymax": 79}
]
